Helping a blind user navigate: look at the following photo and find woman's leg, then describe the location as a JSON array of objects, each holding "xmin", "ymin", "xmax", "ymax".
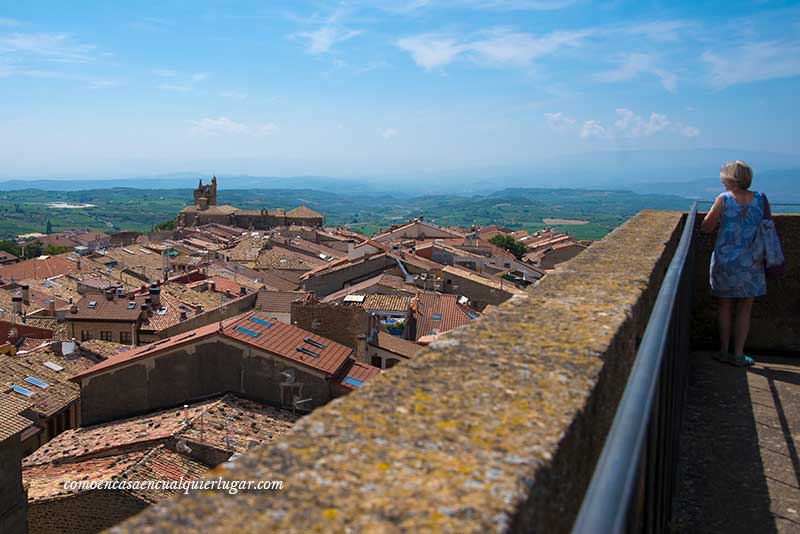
[
  {"xmin": 734, "ymin": 298, "xmax": 755, "ymax": 356},
  {"xmin": 718, "ymin": 297, "xmax": 733, "ymax": 354}
]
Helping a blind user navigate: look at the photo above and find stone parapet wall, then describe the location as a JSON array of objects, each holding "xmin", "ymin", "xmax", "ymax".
[
  {"xmin": 111, "ymin": 210, "xmax": 686, "ymax": 534},
  {"xmin": 692, "ymin": 214, "xmax": 800, "ymax": 353}
]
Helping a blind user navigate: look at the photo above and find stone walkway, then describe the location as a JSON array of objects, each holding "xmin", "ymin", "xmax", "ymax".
[{"xmin": 673, "ymin": 352, "xmax": 800, "ymax": 533}]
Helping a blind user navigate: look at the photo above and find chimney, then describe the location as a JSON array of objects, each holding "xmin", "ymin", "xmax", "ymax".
[
  {"xmin": 12, "ymin": 296, "xmax": 22, "ymax": 316},
  {"xmin": 21, "ymin": 285, "xmax": 30, "ymax": 305},
  {"xmin": 105, "ymin": 288, "xmax": 114, "ymax": 300},
  {"xmin": 239, "ymin": 286, "xmax": 247, "ymax": 296},
  {"xmin": 209, "ymin": 281, "xmax": 216, "ymax": 293},
  {"xmin": 149, "ymin": 283, "xmax": 161, "ymax": 308},
  {"xmin": 70, "ymin": 303, "xmax": 78, "ymax": 314},
  {"xmin": 140, "ymin": 303, "xmax": 149, "ymax": 321},
  {"xmin": 179, "ymin": 310, "xmax": 188, "ymax": 321},
  {"xmin": 48, "ymin": 299, "xmax": 56, "ymax": 316},
  {"xmin": 347, "ymin": 239, "xmax": 356, "ymax": 260}
]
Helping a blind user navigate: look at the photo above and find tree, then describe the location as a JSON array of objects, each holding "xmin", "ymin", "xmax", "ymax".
[
  {"xmin": 44, "ymin": 245, "xmax": 73, "ymax": 256},
  {"xmin": 489, "ymin": 234, "xmax": 527, "ymax": 260},
  {"xmin": 153, "ymin": 218, "xmax": 176, "ymax": 231},
  {"xmin": 0, "ymin": 240, "xmax": 22, "ymax": 258},
  {"xmin": 46, "ymin": 220, "xmax": 53, "ymax": 235}
]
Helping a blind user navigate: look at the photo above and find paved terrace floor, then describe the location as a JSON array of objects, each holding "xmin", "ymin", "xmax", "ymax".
[{"xmin": 673, "ymin": 352, "xmax": 800, "ymax": 533}]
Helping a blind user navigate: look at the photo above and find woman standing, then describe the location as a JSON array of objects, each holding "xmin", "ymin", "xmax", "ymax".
[{"xmin": 700, "ymin": 161, "xmax": 767, "ymax": 367}]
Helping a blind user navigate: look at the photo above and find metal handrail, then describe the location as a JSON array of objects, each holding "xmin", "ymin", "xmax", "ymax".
[{"xmin": 573, "ymin": 202, "xmax": 697, "ymax": 533}]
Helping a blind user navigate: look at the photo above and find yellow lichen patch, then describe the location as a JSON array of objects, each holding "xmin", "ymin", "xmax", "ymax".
[{"xmin": 322, "ymin": 508, "xmax": 338, "ymax": 520}]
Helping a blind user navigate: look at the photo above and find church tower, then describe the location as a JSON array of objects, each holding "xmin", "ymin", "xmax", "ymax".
[{"xmin": 193, "ymin": 175, "xmax": 218, "ymax": 211}]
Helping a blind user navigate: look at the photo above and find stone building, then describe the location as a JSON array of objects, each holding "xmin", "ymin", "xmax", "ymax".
[{"xmin": 176, "ymin": 176, "xmax": 324, "ymax": 229}]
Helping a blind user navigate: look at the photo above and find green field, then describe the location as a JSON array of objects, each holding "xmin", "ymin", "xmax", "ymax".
[{"xmin": 0, "ymin": 187, "xmax": 694, "ymax": 241}]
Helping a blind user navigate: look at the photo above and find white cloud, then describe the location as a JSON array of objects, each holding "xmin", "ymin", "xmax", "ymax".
[
  {"xmin": 702, "ymin": 40, "xmax": 800, "ymax": 89},
  {"xmin": 291, "ymin": 6, "xmax": 362, "ymax": 55},
  {"xmin": 0, "ymin": 18, "xmax": 20, "ymax": 27},
  {"xmin": 549, "ymin": 108, "xmax": 699, "ymax": 140},
  {"xmin": 0, "ymin": 32, "xmax": 98, "ymax": 63},
  {"xmin": 190, "ymin": 117, "xmax": 278, "ymax": 137},
  {"xmin": 596, "ymin": 53, "xmax": 677, "ymax": 92},
  {"xmin": 544, "ymin": 112, "xmax": 575, "ymax": 130},
  {"xmin": 579, "ymin": 120, "xmax": 607, "ymax": 139},
  {"xmin": 397, "ymin": 27, "xmax": 591, "ymax": 70},
  {"xmin": 380, "ymin": 128, "xmax": 398, "ymax": 139}
]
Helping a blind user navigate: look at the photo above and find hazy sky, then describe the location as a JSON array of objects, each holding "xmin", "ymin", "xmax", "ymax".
[{"xmin": 1, "ymin": 1, "xmax": 798, "ymax": 179}]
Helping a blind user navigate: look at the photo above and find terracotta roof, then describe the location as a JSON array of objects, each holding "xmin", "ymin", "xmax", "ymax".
[
  {"xmin": 372, "ymin": 331, "xmax": 423, "ymax": 359},
  {"xmin": 441, "ymin": 265, "xmax": 525, "ymax": 294},
  {"xmin": 358, "ymin": 294, "xmax": 412, "ymax": 313},
  {"xmin": 336, "ymin": 360, "xmax": 380, "ymax": 390},
  {"xmin": 0, "ymin": 254, "xmax": 78, "ymax": 282},
  {"xmin": 0, "ymin": 351, "xmax": 86, "ymax": 417},
  {"xmin": 119, "ymin": 446, "xmax": 210, "ymax": 504},
  {"xmin": 0, "ymin": 320, "xmax": 54, "ymax": 344},
  {"xmin": 73, "ymin": 311, "xmax": 354, "ymax": 380},
  {"xmin": 320, "ymin": 274, "xmax": 417, "ymax": 303},
  {"xmin": 255, "ymin": 290, "xmax": 309, "ymax": 314},
  {"xmin": 255, "ymin": 245, "xmax": 326, "ymax": 271},
  {"xmin": 221, "ymin": 311, "xmax": 353, "ymax": 376},
  {"xmin": 0, "ymin": 251, "xmax": 19, "ymax": 262},
  {"xmin": 24, "ymin": 450, "xmax": 148, "ymax": 501},
  {"xmin": 413, "ymin": 292, "xmax": 480, "ymax": 341},
  {"xmin": 16, "ymin": 338, "xmax": 53, "ymax": 352},
  {"xmin": 23, "ymin": 317, "xmax": 70, "ymax": 341},
  {"xmin": 0, "ymin": 392, "xmax": 34, "ymax": 441},
  {"xmin": 286, "ymin": 205, "xmax": 323, "ymax": 219},
  {"xmin": 79, "ymin": 339, "xmax": 132, "ymax": 359},
  {"xmin": 23, "ymin": 394, "xmax": 296, "ymax": 467},
  {"xmin": 65, "ymin": 294, "xmax": 142, "ymax": 322}
]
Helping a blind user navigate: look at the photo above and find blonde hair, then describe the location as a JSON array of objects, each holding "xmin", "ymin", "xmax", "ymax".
[{"xmin": 720, "ymin": 160, "xmax": 753, "ymax": 190}]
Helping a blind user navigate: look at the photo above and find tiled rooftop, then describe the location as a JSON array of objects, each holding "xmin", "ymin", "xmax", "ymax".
[
  {"xmin": 413, "ymin": 292, "xmax": 480, "ymax": 341},
  {"xmin": 255, "ymin": 289, "xmax": 310, "ymax": 314},
  {"xmin": 23, "ymin": 394, "xmax": 297, "ymax": 467},
  {"xmin": 372, "ymin": 331, "xmax": 424, "ymax": 359},
  {"xmin": 0, "ymin": 254, "xmax": 79, "ymax": 283},
  {"xmin": 0, "ymin": 391, "xmax": 34, "ymax": 441}
]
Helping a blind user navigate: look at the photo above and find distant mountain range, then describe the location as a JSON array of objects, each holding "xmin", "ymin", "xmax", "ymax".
[{"xmin": 1, "ymin": 148, "xmax": 797, "ymax": 200}]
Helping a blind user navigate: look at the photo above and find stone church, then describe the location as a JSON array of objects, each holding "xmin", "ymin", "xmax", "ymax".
[{"xmin": 177, "ymin": 176, "xmax": 324, "ymax": 229}]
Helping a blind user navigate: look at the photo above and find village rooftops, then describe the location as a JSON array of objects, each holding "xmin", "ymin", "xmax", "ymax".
[
  {"xmin": 371, "ymin": 331, "xmax": 424, "ymax": 360},
  {"xmin": 320, "ymin": 273, "xmax": 417, "ymax": 303},
  {"xmin": 412, "ymin": 292, "xmax": 481, "ymax": 341},
  {"xmin": 0, "ymin": 253, "xmax": 79, "ymax": 283},
  {"xmin": 255, "ymin": 289, "xmax": 310, "ymax": 315},
  {"xmin": 71, "ymin": 310, "xmax": 356, "ymax": 381},
  {"xmin": 0, "ymin": 391, "xmax": 34, "ymax": 441},
  {"xmin": 23, "ymin": 445, "xmax": 208, "ymax": 503},
  {"xmin": 24, "ymin": 393, "xmax": 297, "ymax": 467}
]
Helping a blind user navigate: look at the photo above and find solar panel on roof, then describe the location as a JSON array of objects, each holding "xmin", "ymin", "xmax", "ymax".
[
  {"xmin": 249, "ymin": 317, "xmax": 274, "ymax": 328},
  {"xmin": 43, "ymin": 361, "xmax": 64, "ymax": 372},
  {"xmin": 234, "ymin": 326, "xmax": 260, "ymax": 338},
  {"xmin": 296, "ymin": 347, "xmax": 320, "ymax": 358},
  {"xmin": 11, "ymin": 384, "xmax": 34, "ymax": 397},
  {"xmin": 343, "ymin": 377, "xmax": 364, "ymax": 388},
  {"xmin": 24, "ymin": 376, "xmax": 49, "ymax": 389},
  {"xmin": 467, "ymin": 312, "xmax": 479, "ymax": 319},
  {"xmin": 303, "ymin": 337, "xmax": 326, "ymax": 350}
]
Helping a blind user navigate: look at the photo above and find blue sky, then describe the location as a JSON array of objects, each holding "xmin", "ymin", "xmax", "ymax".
[{"xmin": 0, "ymin": 1, "xmax": 798, "ymax": 179}]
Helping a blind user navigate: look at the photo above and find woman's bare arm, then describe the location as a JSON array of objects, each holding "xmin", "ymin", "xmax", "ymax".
[{"xmin": 701, "ymin": 196, "xmax": 723, "ymax": 233}]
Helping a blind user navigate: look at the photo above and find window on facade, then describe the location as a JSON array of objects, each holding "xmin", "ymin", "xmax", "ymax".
[
  {"xmin": 81, "ymin": 330, "xmax": 92, "ymax": 341},
  {"xmin": 386, "ymin": 359, "xmax": 401, "ymax": 369},
  {"xmin": 371, "ymin": 356, "xmax": 383, "ymax": 368},
  {"xmin": 100, "ymin": 331, "xmax": 113, "ymax": 341},
  {"xmin": 120, "ymin": 331, "xmax": 131, "ymax": 344}
]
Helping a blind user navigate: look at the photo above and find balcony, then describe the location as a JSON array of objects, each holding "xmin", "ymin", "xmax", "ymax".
[{"xmin": 112, "ymin": 208, "xmax": 799, "ymax": 533}]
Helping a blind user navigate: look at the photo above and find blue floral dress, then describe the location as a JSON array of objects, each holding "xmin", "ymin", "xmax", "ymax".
[{"xmin": 710, "ymin": 191, "xmax": 766, "ymax": 298}]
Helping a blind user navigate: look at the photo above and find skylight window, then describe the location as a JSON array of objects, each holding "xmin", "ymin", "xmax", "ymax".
[
  {"xmin": 432, "ymin": 313, "xmax": 442, "ymax": 320},
  {"xmin": 43, "ymin": 361, "xmax": 64, "ymax": 372},
  {"xmin": 343, "ymin": 377, "xmax": 364, "ymax": 388},
  {"xmin": 234, "ymin": 326, "xmax": 260, "ymax": 338},
  {"xmin": 249, "ymin": 317, "xmax": 274, "ymax": 328},
  {"xmin": 24, "ymin": 376, "xmax": 49, "ymax": 389},
  {"xmin": 467, "ymin": 312, "xmax": 479, "ymax": 319},
  {"xmin": 127, "ymin": 302, "xmax": 136, "ymax": 310},
  {"xmin": 88, "ymin": 301, "xmax": 97, "ymax": 309},
  {"xmin": 304, "ymin": 337, "xmax": 326, "ymax": 350},
  {"xmin": 11, "ymin": 384, "xmax": 34, "ymax": 397},
  {"xmin": 156, "ymin": 306, "xmax": 168, "ymax": 315},
  {"xmin": 296, "ymin": 347, "xmax": 320, "ymax": 358}
]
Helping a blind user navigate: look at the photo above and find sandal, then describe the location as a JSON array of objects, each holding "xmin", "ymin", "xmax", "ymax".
[{"xmin": 731, "ymin": 354, "xmax": 755, "ymax": 367}]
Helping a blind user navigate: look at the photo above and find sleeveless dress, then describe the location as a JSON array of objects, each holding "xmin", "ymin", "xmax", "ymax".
[{"xmin": 710, "ymin": 191, "xmax": 767, "ymax": 298}]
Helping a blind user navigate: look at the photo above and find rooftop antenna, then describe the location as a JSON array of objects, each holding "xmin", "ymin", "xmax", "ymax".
[
  {"xmin": 292, "ymin": 395, "xmax": 313, "ymax": 417},
  {"xmin": 176, "ymin": 439, "xmax": 193, "ymax": 455}
]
